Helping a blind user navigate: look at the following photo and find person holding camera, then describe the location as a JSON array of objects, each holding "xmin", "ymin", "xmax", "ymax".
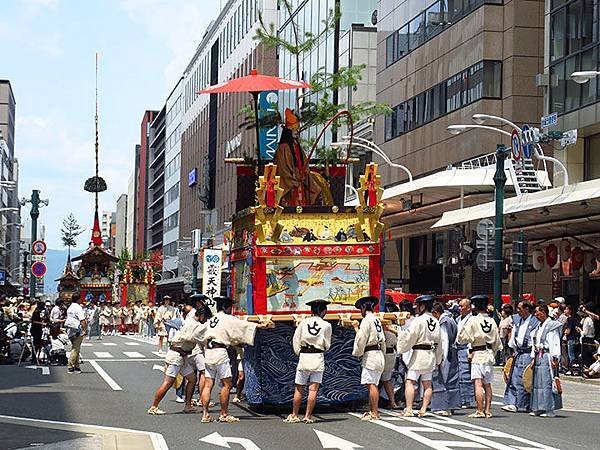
[{"xmin": 64, "ymin": 295, "xmax": 87, "ymax": 374}]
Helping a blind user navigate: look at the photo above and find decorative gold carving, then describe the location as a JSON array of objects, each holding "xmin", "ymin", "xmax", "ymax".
[
  {"xmin": 355, "ymin": 163, "xmax": 385, "ymax": 242},
  {"xmin": 255, "ymin": 164, "xmax": 284, "ymax": 243}
]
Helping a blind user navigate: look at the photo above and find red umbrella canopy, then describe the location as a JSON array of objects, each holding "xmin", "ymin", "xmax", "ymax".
[{"xmin": 198, "ymin": 69, "xmax": 311, "ymax": 94}]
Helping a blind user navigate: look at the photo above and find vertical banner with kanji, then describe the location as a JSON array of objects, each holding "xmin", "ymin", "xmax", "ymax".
[{"xmin": 202, "ymin": 248, "xmax": 223, "ymax": 313}]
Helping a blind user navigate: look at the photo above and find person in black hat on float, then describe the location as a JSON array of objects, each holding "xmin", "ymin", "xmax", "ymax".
[
  {"xmin": 201, "ymin": 297, "xmax": 272, "ymax": 423},
  {"xmin": 457, "ymin": 295, "xmax": 502, "ymax": 419},
  {"xmin": 397, "ymin": 294, "xmax": 443, "ymax": 417},
  {"xmin": 352, "ymin": 296, "xmax": 386, "ymax": 421},
  {"xmin": 147, "ymin": 304, "xmax": 212, "ymax": 415},
  {"xmin": 284, "ymin": 299, "xmax": 332, "ymax": 424}
]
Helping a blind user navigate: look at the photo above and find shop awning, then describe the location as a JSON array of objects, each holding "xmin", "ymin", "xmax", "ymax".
[{"xmin": 432, "ymin": 178, "xmax": 600, "ymax": 242}]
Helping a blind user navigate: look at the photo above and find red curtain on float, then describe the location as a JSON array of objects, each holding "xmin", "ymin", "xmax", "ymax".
[{"xmin": 121, "ymin": 284, "xmax": 128, "ymax": 306}]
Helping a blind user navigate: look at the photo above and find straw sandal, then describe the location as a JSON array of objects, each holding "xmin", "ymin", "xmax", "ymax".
[
  {"xmin": 283, "ymin": 414, "xmax": 301, "ymax": 424},
  {"xmin": 302, "ymin": 417, "xmax": 315, "ymax": 424},
  {"xmin": 147, "ymin": 406, "xmax": 165, "ymax": 415},
  {"xmin": 485, "ymin": 412, "xmax": 493, "ymax": 418},
  {"xmin": 218, "ymin": 414, "xmax": 240, "ymax": 423},
  {"xmin": 467, "ymin": 411, "xmax": 486, "ymax": 419},
  {"xmin": 201, "ymin": 416, "xmax": 213, "ymax": 423},
  {"xmin": 403, "ymin": 409, "xmax": 415, "ymax": 417}
]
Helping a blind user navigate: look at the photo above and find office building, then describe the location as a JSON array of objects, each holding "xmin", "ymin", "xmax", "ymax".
[
  {"xmin": 115, "ymin": 194, "xmax": 128, "ymax": 256},
  {"xmin": 0, "ymin": 80, "xmax": 21, "ymax": 293},
  {"xmin": 375, "ymin": 0, "xmax": 545, "ymax": 295},
  {"xmin": 126, "ymin": 173, "xmax": 135, "ymax": 256},
  {"xmin": 179, "ymin": 0, "xmax": 278, "ymax": 252},
  {"xmin": 148, "ymin": 106, "xmax": 166, "ymax": 253}
]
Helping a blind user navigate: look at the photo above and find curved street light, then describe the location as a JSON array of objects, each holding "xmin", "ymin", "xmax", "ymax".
[
  {"xmin": 471, "ymin": 114, "xmax": 521, "ymax": 133},
  {"xmin": 570, "ymin": 71, "xmax": 600, "ymax": 84},
  {"xmin": 331, "ymin": 136, "xmax": 414, "ymax": 183},
  {"xmin": 448, "ymin": 122, "xmax": 568, "ymax": 186}
]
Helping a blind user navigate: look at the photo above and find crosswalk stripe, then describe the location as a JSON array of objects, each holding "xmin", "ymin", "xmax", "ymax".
[
  {"xmin": 123, "ymin": 352, "xmax": 145, "ymax": 358},
  {"xmin": 152, "ymin": 351, "xmax": 164, "ymax": 357},
  {"xmin": 102, "ymin": 343, "xmax": 117, "ymax": 346},
  {"xmin": 93, "ymin": 352, "xmax": 113, "ymax": 358},
  {"xmin": 124, "ymin": 342, "xmax": 140, "ymax": 346},
  {"xmin": 81, "ymin": 343, "xmax": 93, "ymax": 347}
]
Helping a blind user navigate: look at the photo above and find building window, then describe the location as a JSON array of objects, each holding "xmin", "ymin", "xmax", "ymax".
[
  {"xmin": 164, "ymin": 212, "xmax": 179, "ymax": 233},
  {"xmin": 550, "ymin": 0, "xmax": 600, "ymax": 115},
  {"xmin": 163, "ymin": 242, "xmax": 177, "ymax": 257},
  {"xmin": 165, "ymin": 182, "xmax": 180, "ymax": 206},
  {"xmin": 385, "ymin": 0, "xmax": 502, "ymax": 68},
  {"xmin": 384, "ymin": 60, "xmax": 502, "ymax": 141}
]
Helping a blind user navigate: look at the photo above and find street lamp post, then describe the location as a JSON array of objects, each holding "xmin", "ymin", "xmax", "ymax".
[
  {"xmin": 493, "ymin": 145, "xmax": 510, "ymax": 315},
  {"xmin": 20, "ymin": 190, "xmax": 49, "ymax": 298}
]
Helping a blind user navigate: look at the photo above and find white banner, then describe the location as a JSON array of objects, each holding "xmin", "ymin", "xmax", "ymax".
[{"xmin": 201, "ymin": 248, "xmax": 223, "ymax": 312}]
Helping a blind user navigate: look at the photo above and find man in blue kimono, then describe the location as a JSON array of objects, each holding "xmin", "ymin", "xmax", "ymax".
[
  {"xmin": 430, "ymin": 302, "xmax": 461, "ymax": 415},
  {"xmin": 502, "ymin": 300, "xmax": 539, "ymax": 413},
  {"xmin": 455, "ymin": 298, "xmax": 475, "ymax": 407}
]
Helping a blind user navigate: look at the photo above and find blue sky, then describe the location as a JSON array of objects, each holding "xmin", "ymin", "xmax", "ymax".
[{"xmin": 0, "ymin": 0, "xmax": 221, "ymax": 248}]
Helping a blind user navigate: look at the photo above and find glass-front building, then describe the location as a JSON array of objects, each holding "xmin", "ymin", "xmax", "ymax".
[{"xmin": 278, "ymin": 0, "xmax": 378, "ymax": 140}]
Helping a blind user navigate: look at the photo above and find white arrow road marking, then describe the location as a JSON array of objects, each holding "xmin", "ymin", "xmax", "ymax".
[
  {"xmin": 357, "ymin": 410, "xmax": 559, "ymax": 450},
  {"xmin": 93, "ymin": 352, "xmax": 113, "ymax": 358},
  {"xmin": 200, "ymin": 432, "xmax": 261, "ymax": 449},
  {"xmin": 123, "ymin": 351, "xmax": 145, "ymax": 358},
  {"xmin": 89, "ymin": 360, "xmax": 122, "ymax": 391},
  {"xmin": 25, "ymin": 365, "xmax": 50, "ymax": 375},
  {"xmin": 152, "ymin": 364, "xmax": 164, "ymax": 371},
  {"xmin": 313, "ymin": 429, "xmax": 362, "ymax": 449}
]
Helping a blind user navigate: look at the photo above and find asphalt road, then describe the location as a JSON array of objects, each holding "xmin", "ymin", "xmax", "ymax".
[{"xmin": 0, "ymin": 334, "xmax": 598, "ymax": 450}]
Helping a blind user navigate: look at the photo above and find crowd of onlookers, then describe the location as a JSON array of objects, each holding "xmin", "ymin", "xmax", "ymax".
[{"xmin": 496, "ymin": 296, "xmax": 600, "ymax": 378}]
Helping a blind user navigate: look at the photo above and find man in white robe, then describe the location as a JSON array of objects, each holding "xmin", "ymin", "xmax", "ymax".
[
  {"xmin": 200, "ymin": 297, "xmax": 271, "ymax": 423},
  {"xmin": 352, "ymin": 296, "xmax": 386, "ymax": 421},
  {"xmin": 397, "ymin": 295, "xmax": 443, "ymax": 417},
  {"xmin": 457, "ymin": 295, "xmax": 502, "ymax": 419},
  {"xmin": 284, "ymin": 299, "xmax": 332, "ymax": 424}
]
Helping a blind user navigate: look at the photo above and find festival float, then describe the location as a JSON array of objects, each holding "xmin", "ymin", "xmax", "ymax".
[
  {"xmin": 200, "ymin": 71, "xmax": 405, "ymax": 405},
  {"xmin": 55, "ymin": 256, "xmax": 80, "ymax": 301},
  {"xmin": 119, "ymin": 252, "xmax": 162, "ymax": 306}
]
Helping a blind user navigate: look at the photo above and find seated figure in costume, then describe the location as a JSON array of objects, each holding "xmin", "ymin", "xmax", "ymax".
[{"xmin": 274, "ymin": 108, "xmax": 332, "ymax": 206}]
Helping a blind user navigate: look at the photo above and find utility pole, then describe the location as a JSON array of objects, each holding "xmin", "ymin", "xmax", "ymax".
[
  {"xmin": 20, "ymin": 190, "xmax": 49, "ymax": 299},
  {"xmin": 493, "ymin": 145, "xmax": 509, "ymax": 318}
]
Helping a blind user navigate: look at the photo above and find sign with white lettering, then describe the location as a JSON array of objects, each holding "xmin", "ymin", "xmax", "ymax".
[
  {"xmin": 541, "ymin": 112, "xmax": 557, "ymax": 129},
  {"xmin": 259, "ymin": 91, "xmax": 279, "ymax": 160}
]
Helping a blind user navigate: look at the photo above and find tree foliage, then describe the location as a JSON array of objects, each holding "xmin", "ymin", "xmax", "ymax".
[
  {"xmin": 60, "ymin": 213, "xmax": 85, "ymax": 258},
  {"xmin": 242, "ymin": 0, "xmax": 391, "ymax": 139}
]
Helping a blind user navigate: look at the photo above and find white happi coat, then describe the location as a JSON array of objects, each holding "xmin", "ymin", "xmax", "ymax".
[
  {"xmin": 204, "ymin": 311, "xmax": 258, "ymax": 366},
  {"xmin": 384, "ymin": 327, "xmax": 398, "ymax": 372},
  {"xmin": 397, "ymin": 312, "xmax": 443, "ymax": 372},
  {"xmin": 352, "ymin": 311, "xmax": 386, "ymax": 372},
  {"xmin": 457, "ymin": 313, "xmax": 502, "ymax": 365},
  {"xmin": 293, "ymin": 316, "xmax": 332, "ymax": 372},
  {"xmin": 164, "ymin": 320, "xmax": 209, "ymax": 366}
]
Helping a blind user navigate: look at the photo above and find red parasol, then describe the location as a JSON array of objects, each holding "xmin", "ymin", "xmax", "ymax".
[{"xmin": 198, "ymin": 69, "xmax": 311, "ymax": 168}]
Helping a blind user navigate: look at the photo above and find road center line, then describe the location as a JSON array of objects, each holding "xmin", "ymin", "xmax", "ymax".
[{"xmin": 89, "ymin": 360, "xmax": 122, "ymax": 391}]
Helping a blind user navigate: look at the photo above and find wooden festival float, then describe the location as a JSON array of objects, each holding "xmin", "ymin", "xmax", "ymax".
[
  {"xmin": 55, "ymin": 256, "xmax": 80, "ymax": 301},
  {"xmin": 118, "ymin": 253, "xmax": 161, "ymax": 306},
  {"xmin": 226, "ymin": 112, "xmax": 405, "ymax": 406}
]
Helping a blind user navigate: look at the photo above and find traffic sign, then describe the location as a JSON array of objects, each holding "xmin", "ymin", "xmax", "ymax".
[
  {"xmin": 31, "ymin": 262, "xmax": 47, "ymax": 278},
  {"xmin": 0, "ymin": 270, "xmax": 5, "ymax": 286},
  {"xmin": 541, "ymin": 112, "xmax": 558, "ymax": 129},
  {"xmin": 23, "ymin": 276, "xmax": 30, "ymax": 284},
  {"xmin": 511, "ymin": 129, "xmax": 521, "ymax": 161},
  {"xmin": 32, "ymin": 240, "xmax": 47, "ymax": 255},
  {"xmin": 521, "ymin": 124, "xmax": 533, "ymax": 158},
  {"xmin": 32, "ymin": 254, "xmax": 46, "ymax": 262}
]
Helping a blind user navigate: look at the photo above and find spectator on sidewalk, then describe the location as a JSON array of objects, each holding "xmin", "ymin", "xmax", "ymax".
[
  {"xmin": 562, "ymin": 305, "xmax": 580, "ymax": 374},
  {"xmin": 64, "ymin": 295, "xmax": 87, "ymax": 374},
  {"xmin": 577, "ymin": 303, "xmax": 597, "ymax": 368},
  {"xmin": 583, "ymin": 345, "xmax": 600, "ymax": 378},
  {"xmin": 499, "ymin": 304, "xmax": 514, "ymax": 365}
]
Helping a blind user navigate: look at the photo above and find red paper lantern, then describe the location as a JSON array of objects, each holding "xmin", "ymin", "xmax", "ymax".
[
  {"xmin": 546, "ymin": 244, "xmax": 558, "ymax": 267},
  {"xmin": 571, "ymin": 246, "xmax": 584, "ymax": 270}
]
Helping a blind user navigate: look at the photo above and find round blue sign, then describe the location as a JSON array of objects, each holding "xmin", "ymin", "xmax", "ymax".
[{"xmin": 511, "ymin": 130, "xmax": 521, "ymax": 161}]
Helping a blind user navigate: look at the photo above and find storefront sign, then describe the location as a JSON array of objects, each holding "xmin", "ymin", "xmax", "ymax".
[
  {"xmin": 552, "ymin": 268, "xmax": 561, "ymax": 298},
  {"xmin": 202, "ymin": 249, "xmax": 223, "ymax": 311},
  {"xmin": 225, "ymin": 133, "xmax": 242, "ymax": 157},
  {"xmin": 259, "ymin": 91, "xmax": 279, "ymax": 160},
  {"xmin": 541, "ymin": 112, "xmax": 557, "ymax": 129},
  {"xmin": 188, "ymin": 168, "xmax": 197, "ymax": 186}
]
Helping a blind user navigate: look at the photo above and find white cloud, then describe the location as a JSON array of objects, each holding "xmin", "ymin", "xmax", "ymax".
[
  {"xmin": 16, "ymin": 114, "xmax": 131, "ymax": 248},
  {"xmin": 120, "ymin": 0, "xmax": 221, "ymax": 87}
]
